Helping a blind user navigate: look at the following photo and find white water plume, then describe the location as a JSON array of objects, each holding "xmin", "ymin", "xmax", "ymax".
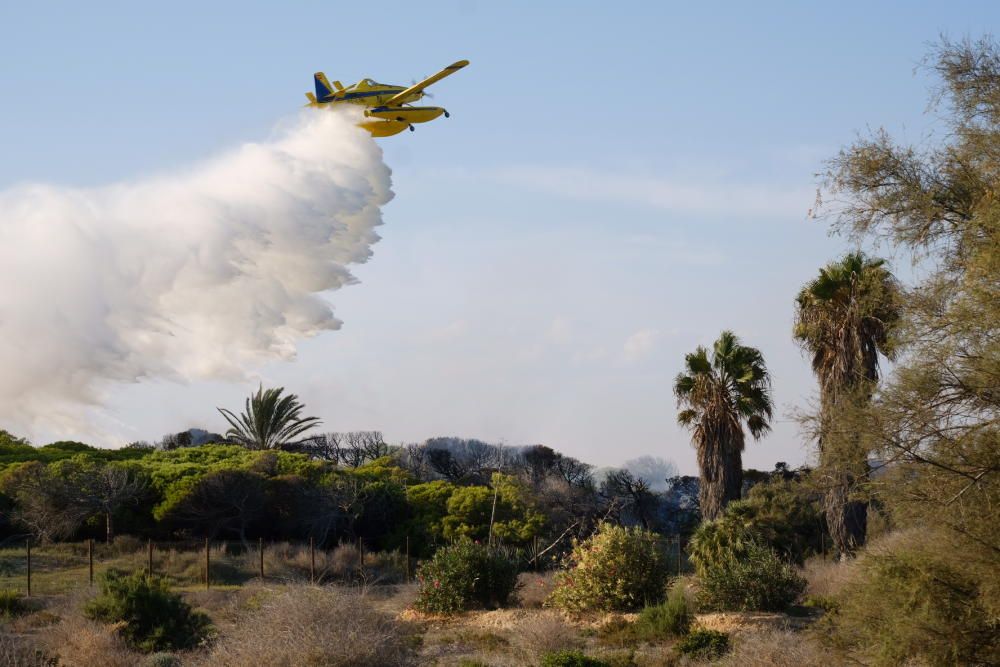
[{"xmin": 0, "ymin": 110, "xmax": 392, "ymax": 436}]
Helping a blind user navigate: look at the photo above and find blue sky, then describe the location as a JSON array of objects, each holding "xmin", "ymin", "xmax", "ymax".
[{"xmin": 1, "ymin": 2, "xmax": 996, "ymax": 472}]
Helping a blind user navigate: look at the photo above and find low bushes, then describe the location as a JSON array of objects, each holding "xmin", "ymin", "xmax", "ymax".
[
  {"xmin": 676, "ymin": 629, "xmax": 730, "ymax": 660},
  {"xmin": 599, "ymin": 581, "xmax": 692, "ymax": 646},
  {"xmin": 633, "ymin": 582, "xmax": 691, "ymax": 639},
  {"xmin": 697, "ymin": 540, "xmax": 805, "ymax": 612},
  {"xmin": 415, "ymin": 539, "xmax": 520, "ymax": 613},
  {"xmin": 820, "ymin": 534, "xmax": 1000, "ymax": 666},
  {"xmin": 548, "ymin": 523, "xmax": 670, "ymax": 612},
  {"xmin": 539, "ymin": 650, "xmax": 609, "ymax": 667},
  {"xmin": 83, "ymin": 569, "xmax": 212, "ymax": 652}
]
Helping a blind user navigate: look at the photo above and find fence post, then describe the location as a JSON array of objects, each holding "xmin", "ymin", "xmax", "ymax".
[
  {"xmin": 147, "ymin": 540, "xmax": 153, "ymax": 577},
  {"xmin": 405, "ymin": 535, "xmax": 410, "ymax": 584},
  {"xmin": 309, "ymin": 535, "xmax": 316, "ymax": 584},
  {"xmin": 205, "ymin": 538, "xmax": 210, "ymax": 590},
  {"xmin": 259, "ymin": 537, "xmax": 264, "ymax": 580},
  {"xmin": 358, "ymin": 537, "xmax": 364, "ymax": 569},
  {"xmin": 89, "ymin": 538, "xmax": 94, "ymax": 586},
  {"xmin": 309, "ymin": 537, "xmax": 316, "ymax": 584},
  {"xmin": 25, "ymin": 538, "xmax": 31, "ymax": 598}
]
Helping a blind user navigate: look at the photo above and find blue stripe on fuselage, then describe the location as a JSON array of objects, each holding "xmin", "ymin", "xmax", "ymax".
[{"xmin": 320, "ymin": 88, "xmax": 407, "ymax": 102}]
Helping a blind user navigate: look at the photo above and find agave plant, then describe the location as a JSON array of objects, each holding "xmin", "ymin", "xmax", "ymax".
[
  {"xmin": 674, "ymin": 331, "xmax": 773, "ymax": 521},
  {"xmin": 217, "ymin": 386, "xmax": 321, "ymax": 450},
  {"xmin": 794, "ymin": 252, "xmax": 900, "ymax": 555}
]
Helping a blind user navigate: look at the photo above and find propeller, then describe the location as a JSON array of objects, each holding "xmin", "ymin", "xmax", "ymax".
[{"xmin": 410, "ymin": 78, "xmax": 434, "ymax": 99}]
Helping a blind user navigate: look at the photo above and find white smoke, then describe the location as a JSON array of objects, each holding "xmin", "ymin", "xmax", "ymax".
[{"xmin": 0, "ymin": 110, "xmax": 392, "ymax": 436}]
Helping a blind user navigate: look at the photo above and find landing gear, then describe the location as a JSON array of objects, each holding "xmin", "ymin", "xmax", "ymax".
[
  {"xmin": 444, "ymin": 110, "xmax": 450, "ymax": 118},
  {"xmin": 408, "ymin": 124, "xmax": 415, "ymax": 132}
]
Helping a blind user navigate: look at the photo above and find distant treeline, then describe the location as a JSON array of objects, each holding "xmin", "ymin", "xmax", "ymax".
[{"xmin": 0, "ymin": 429, "xmax": 811, "ymax": 561}]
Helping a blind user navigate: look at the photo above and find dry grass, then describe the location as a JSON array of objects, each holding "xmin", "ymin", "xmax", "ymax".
[
  {"xmin": 198, "ymin": 584, "xmax": 416, "ymax": 666},
  {"xmin": 802, "ymin": 529, "xmax": 926, "ymax": 601},
  {"xmin": 39, "ymin": 613, "xmax": 141, "ymax": 667},
  {"xmin": 0, "ymin": 631, "xmax": 52, "ymax": 667},
  {"xmin": 508, "ymin": 609, "xmax": 582, "ymax": 659},
  {"xmin": 694, "ymin": 611, "xmax": 810, "ymax": 634},
  {"xmin": 718, "ymin": 628, "xmax": 827, "ymax": 666},
  {"xmin": 801, "ymin": 556, "xmax": 855, "ymax": 599}
]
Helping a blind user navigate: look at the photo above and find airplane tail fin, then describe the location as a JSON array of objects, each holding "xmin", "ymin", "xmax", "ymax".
[
  {"xmin": 314, "ymin": 72, "xmax": 343, "ymax": 100},
  {"xmin": 305, "ymin": 92, "xmax": 318, "ymax": 105}
]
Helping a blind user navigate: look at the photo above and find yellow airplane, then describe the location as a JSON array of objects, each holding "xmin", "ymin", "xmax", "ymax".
[{"xmin": 305, "ymin": 59, "xmax": 469, "ymax": 137}]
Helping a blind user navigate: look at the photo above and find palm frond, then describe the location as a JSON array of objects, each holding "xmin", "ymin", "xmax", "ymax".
[{"xmin": 216, "ymin": 386, "xmax": 321, "ymax": 450}]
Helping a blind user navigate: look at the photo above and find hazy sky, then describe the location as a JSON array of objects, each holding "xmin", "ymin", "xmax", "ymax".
[{"xmin": 0, "ymin": 2, "xmax": 995, "ymax": 473}]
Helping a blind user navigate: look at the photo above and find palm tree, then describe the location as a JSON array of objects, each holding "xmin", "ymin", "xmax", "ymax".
[
  {"xmin": 794, "ymin": 252, "xmax": 900, "ymax": 555},
  {"xmin": 674, "ymin": 331, "xmax": 773, "ymax": 521},
  {"xmin": 218, "ymin": 386, "xmax": 321, "ymax": 450}
]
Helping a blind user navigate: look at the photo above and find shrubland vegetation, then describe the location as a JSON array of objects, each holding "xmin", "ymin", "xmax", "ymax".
[
  {"xmin": 547, "ymin": 523, "xmax": 670, "ymax": 612},
  {"xmin": 415, "ymin": 539, "xmax": 520, "ymax": 612},
  {"xmin": 0, "ymin": 37, "xmax": 995, "ymax": 666},
  {"xmin": 83, "ymin": 570, "xmax": 211, "ymax": 651}
]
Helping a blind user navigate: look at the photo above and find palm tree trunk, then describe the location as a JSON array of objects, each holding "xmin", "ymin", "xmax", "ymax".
[
  {"xmin": 822, "ymin": 469, "xmax": 868, "ymax": 557},
  {"xmin": 819, "ymin": 394, "xmax": 871, "ymax": 557},
  {"xmin": 697, "ymin": 428, "xmax": 744, "ymax": 521}
]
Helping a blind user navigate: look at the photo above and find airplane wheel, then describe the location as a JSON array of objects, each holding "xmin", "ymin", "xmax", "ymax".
[
  {"xmin": 409, "ymin": 125, "xmax": 415, "ymax": 132},
  {"xmin": 444, "ymin": 111, "xmax": 450, "ymax": 118}
]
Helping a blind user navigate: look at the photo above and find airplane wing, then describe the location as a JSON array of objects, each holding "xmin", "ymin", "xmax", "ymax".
[{"xmin": 383, "ymin": 59, "xmax": 469, "ymax": 106}]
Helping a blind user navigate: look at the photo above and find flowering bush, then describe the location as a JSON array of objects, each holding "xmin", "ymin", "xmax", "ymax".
[
  {"xmin": 414, "ymin": 539, "xmax": 520, "ymax": 613},
  {"xmin": 547, "ymin": 523, "xmax": 670, "ymax": 612}
]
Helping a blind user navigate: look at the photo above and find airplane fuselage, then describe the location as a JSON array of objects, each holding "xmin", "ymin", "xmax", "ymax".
[
  {"xmin": 306, "ymin": 61, "xmax": 468, "ymax": 137},
  {"xmin": 310, "ymin": 81, "xmax": 445, "ymax": 136},
  {"xmin": 319, "ymin": 80, "xmax": 422, "ymax": 107}
]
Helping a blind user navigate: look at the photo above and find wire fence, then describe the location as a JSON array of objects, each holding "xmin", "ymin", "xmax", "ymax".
[
  {"xmin": 0, "ymin": 533, "xmax": 695, "ymax": 597},
  {"xmin": 0, "ymin": 536, "xmax": 415, "ymax": 596}
]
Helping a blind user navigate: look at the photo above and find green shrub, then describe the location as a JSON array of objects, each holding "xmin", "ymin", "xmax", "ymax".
[
  {"xmin": 548, "ymin": 523, "xmax": 670, "ymax": 612},
  {"xmin": 688, "ymin": 479, "xmax": 825, "ymax": 572},
  {"xmin": 822, "ymin": 538, "xmax": 1000, "ymax": 666},
  {"xmin": 697, "ymin": 540, "xmax": 805, "ymax": 612},
  {"xmin": 676, "ymin": 629, "xmax": 729, "ymax": 659},
  {"xmin": 540, "ymin": 649, "xmax": 610, "ymax": 667},
  {"xmin": 0, "ymin": 590, "xmax": 29, "ymax": 617},
  {"xmin": 442, "ymin": 473, "xmax": 546, "ymax": 544},
  {"xmin": 634, "ymin": 583, "xmax": 691, "ymax": 638},
  {"xmin": 415, "ymin": 539, "xmax": 520, "ymax": 613},
  {"xmin": 83, "ymin": 569, "xmax": 211, "ymax": 652},
  {"xmin": 687, "ymin": 517, "xmax": 757, "ymax": 576}
]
